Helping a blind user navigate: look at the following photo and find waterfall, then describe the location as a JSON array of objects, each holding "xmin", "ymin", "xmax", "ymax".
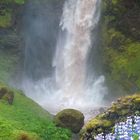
[
  {"xmin": 21, "ymin": 0, "xmax": 107, "ymax": 118},
  {"xmin": 54, "ymin": 0, "xmax": 102, "ymax": 98}
]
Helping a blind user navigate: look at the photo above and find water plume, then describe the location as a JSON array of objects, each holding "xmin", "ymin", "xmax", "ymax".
[{"xmin": 22, "ymin": 0, "xmax": 108, "ymax": 118}]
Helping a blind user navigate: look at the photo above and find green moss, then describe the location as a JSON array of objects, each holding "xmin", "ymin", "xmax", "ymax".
[
  {"xmin": 54, "ymin": 109, "xmax": 84, "ymax": 133},
  {"xmin": 101, "ymin": 0, "xmax": 140, "ymax": 92},
  {"xmin": 103, "ymin": 41, "xmax": 140, "ymax": 90},
  {"xmin": 14, "ymin": 0, "xmax": 25, "ymax": 4},
  {"xmin": 0, "ymin": 0, "xmax": 26, "ymax": 28},
  {"xmin": 86, "ymin": 119, "xmax": 112, "ymax": 130},
  {"xmin": 81, "ymin": 94, "xmax": 140, "ymax": 139},
  {"xmin": 0, "ymin": 83, "xmax": 71, "ymax": 140},
  {"xmin": 0, "ymin": 10, "xmax": 12, "ymax": 28},
  {"xmin": 112, "ymin": 0, "xmax": 120, "ymax": 5},
  {"xmin": 0, "ymin": 0, "xmax": 25, "ymax": 5},
  {"xmin": 0, "ymin": 49, "xmax": 19, "ymax": 82},
  {"xmin": 134, "ymin": 98, "xmax": 140, "ymax": 103}
]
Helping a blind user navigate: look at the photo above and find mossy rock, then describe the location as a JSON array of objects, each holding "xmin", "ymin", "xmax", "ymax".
[
  {"xmin": 54, "ymin": 109, "xmax": 84, "ymax": 133},
  {"xmin": 81, "ymin": 94, "xmax": 140, "ymax": 139},
  {"xmin": 0, "ymin": 85, "xmax": 14, "ymax": 104}
]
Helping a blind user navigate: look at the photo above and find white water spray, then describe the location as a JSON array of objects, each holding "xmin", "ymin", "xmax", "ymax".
[
  {"xmin": 54, "ymin": 0, "xmax": 102, "ymax": 98},
  {"xmin": 22, "ymin": 0, "xmax": 107, "ymax": 118}
]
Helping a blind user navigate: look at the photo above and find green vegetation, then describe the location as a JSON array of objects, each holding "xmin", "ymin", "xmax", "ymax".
[
  {"xmin": 0, "ymin": 0, "xmax": 22, "ymax": 81},
  {"xmin": 133, "ymin": 133, "xmax": 139, "ymax": 140},
  {"xmin": 0, "ymin": 83, "xmax": 71, "ymax": 140},
  {"xmin": 0, "ymin": 0, "xmax": 25, "ymax": 28},
  {"xmin": 0, "ymin": 0, "xmax": 26, "ymax": 5},
  {"xmin": 14, "ymin": 0, "xmax": 25, "ymax": 4},
  {"xmin": 0, "ymin": 0, "xmax": 140, "ymax": 139},
  {"xmin": 101, "ymin": 0, "xmax": 140, "ymax": 92},
  {"xmin": 81, "ymin": 94, "xmax": 140, "ymax": 139},
  {"xmin": 0, "ymin": 49, "xmax": 19, "ymax": 82},
  {"xmin": 0, "ymin": 10, "xmax": 12, "ymax": 28},
  {"xmin": 103, "ymin": 28, "xmax": 140, "ymax": 91}
]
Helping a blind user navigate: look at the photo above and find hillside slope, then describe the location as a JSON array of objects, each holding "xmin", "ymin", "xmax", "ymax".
[{"xmin": 0, "ymin": 83, "xmax": 71, "ymax": 140}]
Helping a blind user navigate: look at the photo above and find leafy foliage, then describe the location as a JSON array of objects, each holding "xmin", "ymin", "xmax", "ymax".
[
  {"xmin": 0, "ymin": 9, "xmax": 12, "ymax": 28},
  {"xmin": 102, "ymin": 0, "xmax": 140, "ymax": 92},
  {"xmin": 0, "ymin": 0, "xmax": 25, "ymax": 5},
  {"xmin": 14, "ymin": 0, "xmax": 25, "ymax": 4},
  {"xmin": 103, "ymin": 29, "xmax": 140, "ymax": 91},
  {"xmin": 0, "ymin": 0, "xmax": 25, "ymax": 28}
]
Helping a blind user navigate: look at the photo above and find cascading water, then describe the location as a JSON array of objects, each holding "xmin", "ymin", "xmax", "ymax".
[
  {"xmin": 54, "ymin": 0, "xmax": 102, "ymax": 98},
  {"xmin": 21, "ymin": 0, "xmax": 107, "ymax": 118}
]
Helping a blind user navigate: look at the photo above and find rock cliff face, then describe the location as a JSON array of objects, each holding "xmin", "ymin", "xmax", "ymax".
[
  {"xmin": 0, "ymin": 1, "xmax": 25, "ymax": 82},
  {"xmin": 0, "ymin": 0, "xmax": 24, "ymax": 46},
  {"xmin": 0, "ymin": 0, "xmax": 64, "ymax": 82},
  {"xmin": 104, "ymin": 0, "xmax": 140, "ymax": 40},
  {"xmin": 101, "ymin": 0, "xmax": 140, "ymax": 94}
]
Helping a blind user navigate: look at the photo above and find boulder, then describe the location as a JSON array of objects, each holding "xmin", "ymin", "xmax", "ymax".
[
  {"xmin": 0, "ymin": 86, "xmax": 14, "ymax": 104},
  {"xmin": 54, "ymin": 109, "xmax": 84, "ymax": 133}
]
